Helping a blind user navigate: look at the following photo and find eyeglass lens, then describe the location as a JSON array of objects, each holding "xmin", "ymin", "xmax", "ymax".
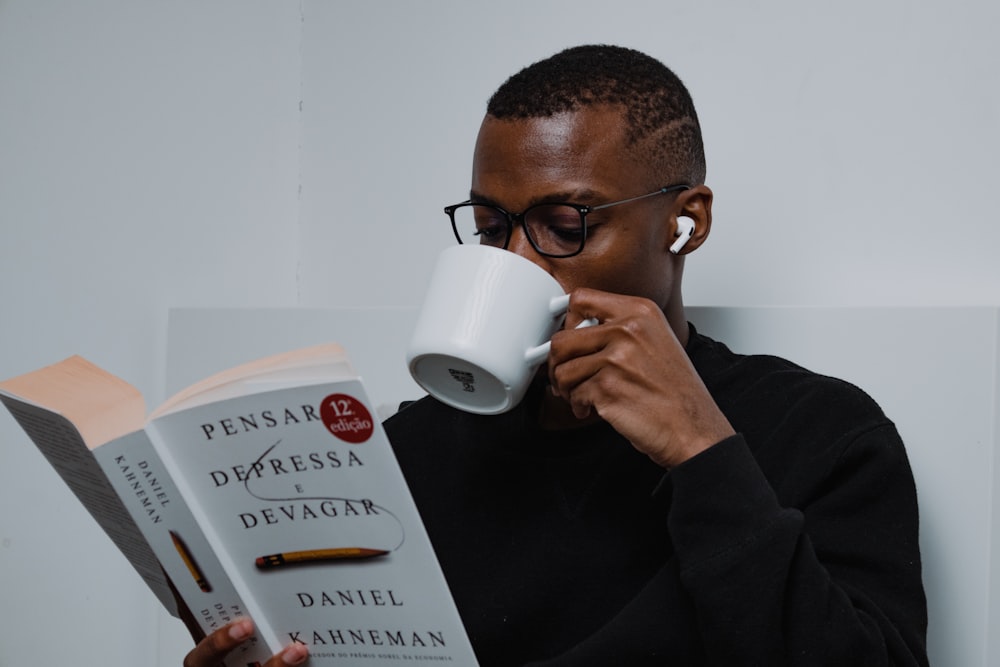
[{"xmin": 451, "ymin": 204, "xmax": 585, "ymax": 257}]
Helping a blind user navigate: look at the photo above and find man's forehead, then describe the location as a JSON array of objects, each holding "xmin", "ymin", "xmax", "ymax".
[{"xmin": 471, "ymin": 109, "xmax": 647, "ymax": 205}]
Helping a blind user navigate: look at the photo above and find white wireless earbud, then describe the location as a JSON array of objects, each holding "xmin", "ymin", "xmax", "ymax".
[{"xmin": 670, "ymin": 216, "xmax": 695, "ymax": 254}]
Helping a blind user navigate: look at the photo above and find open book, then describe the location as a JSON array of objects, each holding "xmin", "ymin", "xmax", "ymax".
[{"xmin": 0, "ymin": 344, "xmax": 478, "ymax": 666}]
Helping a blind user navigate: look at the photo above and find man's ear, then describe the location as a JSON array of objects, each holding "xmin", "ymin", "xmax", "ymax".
[{"xmin": 668, "ymin": 185, "xmax": 713, "ymax": 255}]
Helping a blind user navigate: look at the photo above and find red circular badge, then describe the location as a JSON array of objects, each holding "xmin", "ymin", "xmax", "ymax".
[{"xmin": 320, "ymin": 393, "xmax": 374, "ymax": 444}]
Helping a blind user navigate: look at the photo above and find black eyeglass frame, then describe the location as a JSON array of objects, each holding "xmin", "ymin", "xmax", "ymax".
[{"xmin": 444, "ymin": 183, "xmax": 691, "ymax": 258}]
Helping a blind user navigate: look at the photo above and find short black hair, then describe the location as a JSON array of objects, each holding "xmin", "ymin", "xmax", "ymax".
[{"xmin": 487, "ymin": 45, "xmax": 706, "ymax": 185}]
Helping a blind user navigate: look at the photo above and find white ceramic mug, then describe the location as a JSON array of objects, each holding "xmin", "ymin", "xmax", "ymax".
[{"xmin": 407, "ymin": 245, "xmax": 573, "ymax": 415}]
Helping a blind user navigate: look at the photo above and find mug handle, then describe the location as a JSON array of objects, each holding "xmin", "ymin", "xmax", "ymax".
[{"xmin": 524, "ymin": 294, "xmax": 598, "ymax": 365}]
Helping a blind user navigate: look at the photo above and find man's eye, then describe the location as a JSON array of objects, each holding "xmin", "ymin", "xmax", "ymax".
[
  {"xmin": 528, "ymin": 207, "xmax": 582, "ymax": 242},
  {"xmin": 548, "ymin": 226, "xmax": 584, "ymax": 241},
  {"xmin": 474, "ymin": 225, "xmax": 505, "ymax": 240},
  {"xmin": 471, "ymin": 217, "xmax": 508, "ymax": 245}
]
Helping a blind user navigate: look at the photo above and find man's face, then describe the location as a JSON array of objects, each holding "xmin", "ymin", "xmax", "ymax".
[{"xmin": 470, "ymin": 106, "xmax": 681, "ymax": 310}]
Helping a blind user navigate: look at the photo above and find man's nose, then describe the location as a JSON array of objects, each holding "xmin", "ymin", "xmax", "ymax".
[
  {"xmin": 506, "ymin": 223, "xmax": 559, "ymax": 282},
  {"xmin": 507, "ymin": 224, "xmax": 545, "ymax": 264}
]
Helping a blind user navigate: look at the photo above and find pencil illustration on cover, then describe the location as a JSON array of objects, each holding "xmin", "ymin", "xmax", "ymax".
[
  {"xmin": 170, "ymin": 530, "xmax": 212, "ymax": 592},
  {"xmin": 255, "ymin": 547, "xmax": 389, "ymax": 569}
]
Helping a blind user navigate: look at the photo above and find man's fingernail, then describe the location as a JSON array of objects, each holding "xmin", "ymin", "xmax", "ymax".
[
  {"xmin": 282, "ymin": 643, "xmax": 310, "ymax": 665},
  {"xmin": 228, "ymin": 619, "xmax": 253, "ymax": 641}
]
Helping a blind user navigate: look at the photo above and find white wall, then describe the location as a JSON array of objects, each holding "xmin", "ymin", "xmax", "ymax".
[
  {"xmin": 297, "ymin": 1, "xmax": 1000, "ymax": 310},
  {"xmin": 0, "ymin": 1, "xmax": 997, "ymax": 665},
  {"xmin": 0, "ymin": 2, "xmax": 303, "ymax": 665}
]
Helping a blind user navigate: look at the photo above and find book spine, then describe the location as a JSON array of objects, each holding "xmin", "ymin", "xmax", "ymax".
[{"xmin": 94, "ymin": 431, "xmax": 273, "ymax": 667}]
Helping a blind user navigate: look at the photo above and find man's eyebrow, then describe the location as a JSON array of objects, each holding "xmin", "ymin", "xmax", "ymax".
[
  {"xmin": 467, "ymin": 191, "xmax": 504, "ymax": 207},
  {"xmin": 468, "ymin": 188, "xmax": 605, "ymax": 209}
]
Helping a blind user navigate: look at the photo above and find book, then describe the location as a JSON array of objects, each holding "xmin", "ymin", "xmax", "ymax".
[{"xmin": 0, "ymin": 344, "xmax": 479, "ymax": 666}]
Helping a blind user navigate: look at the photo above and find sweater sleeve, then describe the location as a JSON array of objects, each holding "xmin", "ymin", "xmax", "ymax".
[{"xmin": 666, "ymin": 431, "xmax": 928, "ymax": 666}]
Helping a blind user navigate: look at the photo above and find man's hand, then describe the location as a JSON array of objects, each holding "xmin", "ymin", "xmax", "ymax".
[
  {"xmin": 182, "ymin": 619, "xmax": 308, "ymax": 667},
  {"xmin": 547, "ymin": 288, "xmax": 735, "ymax": 468}
]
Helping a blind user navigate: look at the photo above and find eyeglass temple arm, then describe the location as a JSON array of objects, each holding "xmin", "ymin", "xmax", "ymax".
[{"xmin": 589, "ymin": 184, "xmax": 690, "ymax": 212}]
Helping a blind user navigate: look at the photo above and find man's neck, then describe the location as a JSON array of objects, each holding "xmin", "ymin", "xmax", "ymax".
[{"xmin": 666, "ymin": 297, "xmax": 690, "ymax": 348}]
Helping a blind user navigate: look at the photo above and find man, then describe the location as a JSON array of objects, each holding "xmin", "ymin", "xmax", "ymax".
[{"xmin": 186, "ymin": 45, "xmax": 928, "ymax": 666}]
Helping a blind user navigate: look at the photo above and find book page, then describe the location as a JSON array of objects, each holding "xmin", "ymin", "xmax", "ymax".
[
  {"xmin": 151, "ymin": 342, "xmax": 354, "ymax": 420},
  {"xmin": 0, "ymin": 355, "xmax": 146, "ymax": 449}
]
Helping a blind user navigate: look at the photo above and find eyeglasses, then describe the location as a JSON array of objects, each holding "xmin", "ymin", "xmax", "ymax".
[{"xmin": 444, "ymin": 184, "xmax": 690, "ymax": 258}]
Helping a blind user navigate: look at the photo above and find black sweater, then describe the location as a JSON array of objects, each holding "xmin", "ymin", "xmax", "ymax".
[{"xmin": 384, "ymin": 327, "xmax": 929, "ymax": 666}]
